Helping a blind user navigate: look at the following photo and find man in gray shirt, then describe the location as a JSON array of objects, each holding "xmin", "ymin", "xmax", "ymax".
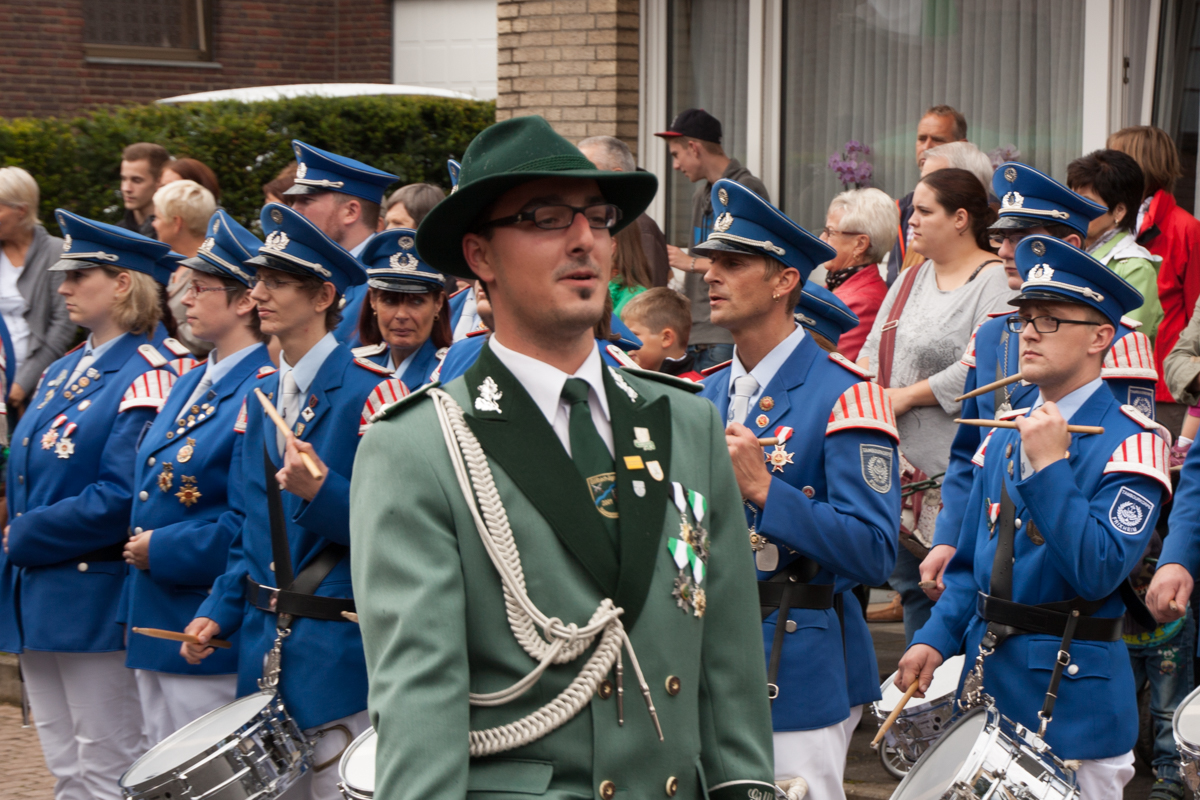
[{"xmin": 656, "ymin": 109, "xmax": 769, "ymax": 371}]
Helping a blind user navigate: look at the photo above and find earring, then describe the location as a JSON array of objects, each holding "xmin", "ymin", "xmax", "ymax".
[
  {"xmin": 772, "ymin": 292, "xmax": 781, "ymax": 301},
  {"xmin": 434, "ymin": 313, "xmax": 440, "ymax": 320}
]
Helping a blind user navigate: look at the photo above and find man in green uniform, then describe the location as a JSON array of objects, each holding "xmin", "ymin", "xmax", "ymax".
[{"xmin": 350, "ymin": 116, "xmax": 776, "ymax": 800}]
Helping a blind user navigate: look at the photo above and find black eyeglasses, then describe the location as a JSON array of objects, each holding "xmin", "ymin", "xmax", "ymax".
[
  {"xmin": 187, "ymin": 282, "xmax": 239, "ymax": 296},
  {"xmin": 253, "ymin": 277, "xmax": 302, "ymax": 291},
  {"xmin": 988, "ymin": 231, "xmax": 1029, "ymax": 247},
  {"xmin": 1006, "ymin": 315, "xmax": 1102, "ymax": 334},
  {"xmin": 479, "ymin": 203, "xmax": 622, "ymax": 231}
]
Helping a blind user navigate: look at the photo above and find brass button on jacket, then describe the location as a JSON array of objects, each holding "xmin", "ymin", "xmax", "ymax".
[
  {"xmin": 599, "ymin": 780, "xmax": 616, "ymax": 799},
  {"xmin": 665, "ymin": 776, "xmax": 679, "ymax": 796},
  {"xmin": 664, "ymin": 675, "xmax": 681, "ymax": 696},
  {"xmin": 597, "ymin": 680, "xmax": 614, "ymax": 699}
]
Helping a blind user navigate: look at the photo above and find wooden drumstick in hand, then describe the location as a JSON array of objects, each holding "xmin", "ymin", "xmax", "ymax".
[
  {"xmin": 255, "ymin": 388, "xmax": 323, "ymax": 479},
  {"xmin": 955, "ymin": 373, "xmax": 1023, "ymax": 402},
  {"xmin": 954, "ymin": 418, "xmax": 1105, "ymax": 435},
  {"xmin": 871, "ymin": 679, "xmax": 920, "ymax": 748},
  {"xmin": 758, "ymin": 437, "xmax": 779, "ymax": 446},
  {"xmin": 133, "ymin": 627, "xmax": 232, "ymax": 649}
]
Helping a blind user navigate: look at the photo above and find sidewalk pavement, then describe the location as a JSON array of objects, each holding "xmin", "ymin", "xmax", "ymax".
[{"xmin": 0, "ymin": 703, "xmax": 53, "ymax": 800}]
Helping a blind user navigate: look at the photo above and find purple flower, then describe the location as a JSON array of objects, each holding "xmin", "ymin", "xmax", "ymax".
[{"xmin": 828, "ymin": 140, "xmax": 875, "ymax": 189}]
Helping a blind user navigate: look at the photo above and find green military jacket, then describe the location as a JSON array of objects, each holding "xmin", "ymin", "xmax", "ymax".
[{"xmin": 350, "ymin": 343, "xmax": 775, "ymax": 800}]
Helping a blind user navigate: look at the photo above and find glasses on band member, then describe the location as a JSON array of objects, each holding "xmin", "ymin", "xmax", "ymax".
[
  {"xmin": 821, "ymin": 227, "xmax": 865, "ymax": 238},
  {"xmin": 479, "ymin": 203, "xmax": 623, "ymax": 231},
  {"xmin": 1005, "ymin": 315, "xmax": 1102, "ymax": 334},
  {"xmin": 988, "ymin": 231, "xmax": 1030, "ymax": 247},
  {"xmin": 187, "ymin": 281, "xmax": 240, "ymax": 296},
  {"xmin": 253, "ymin": 277, "xmax": 302, "ymax": 291}
]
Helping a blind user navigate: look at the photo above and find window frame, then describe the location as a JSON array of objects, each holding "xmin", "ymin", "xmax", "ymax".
[{"xmin": 82, "ymin": 0, "xmax": 213, "ymax": 64}]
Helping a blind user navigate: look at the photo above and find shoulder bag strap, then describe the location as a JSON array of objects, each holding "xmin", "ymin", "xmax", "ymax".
[{"xmin": 876, "ymin": 262, "xmax": 922, "ymax": 389}]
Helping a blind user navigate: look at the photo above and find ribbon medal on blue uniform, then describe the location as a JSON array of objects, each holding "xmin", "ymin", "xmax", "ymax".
[
  {"xmin": 766, "ymin": 426, "xmax": 794, "ymax": 473},
  {"xmin": 668, "ymin": 483, "xmax": 710, "ymax": 617}
]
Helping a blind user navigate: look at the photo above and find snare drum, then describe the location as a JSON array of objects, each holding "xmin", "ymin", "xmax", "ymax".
[
  {"xmin": 891, "ymin": 705, "xmax": 1078, "ymax": 800},
  {"xmin": 873, "ymin": 654, "xmax": 965, "ymax": 775},
  {"xmin": 120, "ymin": 691, "xmax": 311, "ymax": 800},
  {"xmin": 1173, "ymin": 683, "xmax": 1200, "ymax": 791},
  {"xmin": 338, "ymin": 727, "xmax": 377, "ymax": 799}
]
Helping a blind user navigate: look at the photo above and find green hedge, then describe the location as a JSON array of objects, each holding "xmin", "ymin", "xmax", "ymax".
[{"xmin": 0, "ymin": 95, "xmax": 496, "ymax": 236}]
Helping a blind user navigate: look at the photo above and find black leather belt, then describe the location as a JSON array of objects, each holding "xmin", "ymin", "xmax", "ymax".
[
  {"xmin": 72, "ymin": 542, "xmax": 126, "ymax": 563},
  {"xmin": 758, "ymin": 580, "xmax": 835, "ymax": 620},
  {"xmin": 245, "ymin": 575, "xmax": 356, "ymax": 622},
  {"xmin": 977, "ymin": 592, "xmax": 1122, "ymax": 642}
]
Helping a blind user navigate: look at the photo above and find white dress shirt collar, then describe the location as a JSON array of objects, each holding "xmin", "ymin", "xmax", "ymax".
[
  {"xmin": 728, "ymin": 324, "xmax": 806, "ymax": 410},
  {"xmin": 278, "ymin": 332, "xmax": 339, "ymax": 395},
  {"xmin": 1031, "ymin": 376, "xmax": 1105, "ymax": 422}
]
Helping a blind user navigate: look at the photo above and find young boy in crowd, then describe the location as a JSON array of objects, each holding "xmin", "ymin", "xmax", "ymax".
[{"xmin": 619, "ymin": 287, "xmax": 702, "ymax": 380}]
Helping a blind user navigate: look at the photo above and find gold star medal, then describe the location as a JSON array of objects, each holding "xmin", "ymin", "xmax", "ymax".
[
  {"xmin": 176, "ymin": 476, "xmax": 202, "ymax": 507},
  {"xmin": 765, "ymin": 426, "xmax": 795, "ymax": 473}
]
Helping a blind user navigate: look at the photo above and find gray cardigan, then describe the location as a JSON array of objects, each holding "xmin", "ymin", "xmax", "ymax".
[{"xmin": 12, "ymin": 225, "xmax": 74, "ymax": 391}]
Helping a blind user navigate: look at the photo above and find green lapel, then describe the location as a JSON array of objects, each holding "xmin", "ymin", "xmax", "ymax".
[
  {"xmin": 462, "ymin": 344, "xmax": 619, "ymax": 597},
  {"xmin": 603, "ymin": 365, "xmax": 672, "ymax": 630}
]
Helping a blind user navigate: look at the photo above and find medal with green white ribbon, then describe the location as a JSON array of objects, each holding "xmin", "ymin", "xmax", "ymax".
[{"xmin": 668, "ymin": 482, "xmax": 709, "ymax": 617}]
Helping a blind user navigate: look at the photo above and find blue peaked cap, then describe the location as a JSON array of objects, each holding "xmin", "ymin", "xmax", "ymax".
[
  {"xmin": 52, "ymin": 209, "xmax": 174, "ymax": 285},
  {"xmin": 283, "ymin": 140, "xmax": 399, "ymax": 205},
  {"xmin": 1012, "ymin": 235, "xmax": 1142, "ymax": 325},
  {"xmin": 184, "ymin": 210, "xmax": 263, "ymax": 287},
  {"xmin": 359, "ymin": 228, "xmax": 446, "ymax": 293},
  {"xmin": 992, "ymin": 162, "xmax": 1105, "ymax": 239},
  {"xmin": 795, "ymin": 284, "xmax": 859, "ymax": 344},
  {"xmin": 247, "ymin": 203, "xmax": 366, "ymax": 293},
  {"xmin": 692, "ymin": 179, "xmax": 836, "ymax": 283},
  {"xmin": 447, "ymin": 159, "xmax": 462, "ymax": 191}
]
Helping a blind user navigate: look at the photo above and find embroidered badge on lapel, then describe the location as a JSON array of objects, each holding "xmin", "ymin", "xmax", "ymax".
[
  {"xmin": 860, "ymin": 444, "xmax": 893, "ymax": 494},
  {"xmin": 475, "ymin": 377, "xmax": 503, "ymax": 413},
  {"xmin": 632, "ymin": 480, "xmax": 646, "ymax": 497},
  {"xmin": 586, "ymin": 472, "xmax": 619, "ymax": 519},
  {"xmin": 608, "ymin": 366, "xmax": 638, "ymax": 402},
  {"xmin": 1109, "ymin": 486, "xmax": 1154, "ymax": 535},
  {"xmin": 633, "ymin": 426, "xmax": 656, "ymax": 451}
]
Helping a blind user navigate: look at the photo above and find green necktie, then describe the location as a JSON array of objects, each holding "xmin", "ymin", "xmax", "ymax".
[{"xmin": 562, "ymin": 378, "xmax": 619, "ymax": 531}]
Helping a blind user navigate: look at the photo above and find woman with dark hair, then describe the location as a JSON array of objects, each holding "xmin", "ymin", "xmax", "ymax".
[
  {"xmin": 859, "ymin": 167, "xmax": 1015, "ymax": 641},
  {"xmin": 352, "ymin": 227, "xmax": 451, "ymax": 388},
  {"xmin": 608, "ymin": 224, "xmax": 652, "ymax": 314},
  {"xmin": 161, "ymin": 157, "xmax": 222, "ymax": 204},
  {"xmin": 1067, "ymin": 149, "xmax": 1163, "ymax": 339}
]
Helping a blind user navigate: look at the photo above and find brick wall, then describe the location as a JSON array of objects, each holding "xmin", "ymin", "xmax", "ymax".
[
  {"xmin": 496, "ymin": 0, "xmax": 639, "ymax": 155},
  {"xmin": 0, "ymin": 0, "xmax": 392, "ymax": 119}
]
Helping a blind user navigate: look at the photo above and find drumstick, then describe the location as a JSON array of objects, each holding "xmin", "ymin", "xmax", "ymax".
[
  {"xmin": 341, "ymin": 611, "xmax": 359, "ymax": 623},
  {"xmin": 254, "ymin": 388, "xmax": 323, "ymax": 479},
  {"xmin": 954, "ymin": 372, "xmax": 1024, "ymax": 402},
  {"xmin": 872, "ymin": 679, "xmax": 920, "ymax": 747},
  {"xmin": 918, "ymin": 580, "xmax": 937, "ymax": 590},
  {"xmin": 758, "ymin": 437, "xmax": 779, "ymax": 446},
  {"xmin": 132, "ymin": 627, "xmax": 232, "ymax": 649},
  {"xmin": 1170, "ymin": 600, "xmax": 1181, "ymax": 613},
  {"xmin": 954, "ymin": 418, "xmax": 1105, "ymax": 435}
]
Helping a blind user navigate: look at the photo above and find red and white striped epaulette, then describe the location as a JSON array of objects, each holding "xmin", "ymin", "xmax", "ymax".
[
  {"xmin": 971, "ymin": 428, "xmax": 998, "ymax": 467},
  {"xmin": 138, "ymin": 343, "xmax": 169, "ymax": 368},
  {"xmin": 828, "ymin": 351, "xmax": 872, "ymax": 379},
  {"xmin": 257, "ymin": 366, "xmax": 278, "ymax": 379},
  {"xmin": 826, "ymin": 382, "xmax": 899, "ymax": 442},
  {"xmin": 354, "ymin": 357, "xmax": 393, "ymax": 377},
  {"xmin": 162, "ymin": 337, "xmax": 193, "ymax": 358},
  {"xmin": 960, "ymin": 330, "xmax": 978, "ymax": 368},
  {"xmin": 1120, "ymin": 315, "xmax": 1143, "ymax": 330},
  {"xmin": 234, "ymin": 398, "xmax": 248, "ymax": 433},
  {"xmin": 1105, "ymin": 431, "xmax": 1172, "ymax": 495},
  {"xmin": 606, "ymin": 343, "xmax": 638, "ymax": 368},
  {"xmin": 986, "ymin": 310, "xmax": 1010, "ymax": 319},
  {"xmin": 466, "ymin": 327, "xmax": 490, "ymax": 339},
  {"xmin": 1103, "ymin": 331, "xmax": 1157, "ymax": 381},
  {"xmin": 169, "ymin": 357, "xmax": 202, "ymax": 376},
  {"xmin": 700, "ymin": 359, "xmax": 732, "ymax": 378},
  {"xmin": 360, "ymin": 378, "xmax": 411, "ymax": 434},
  {"xmin": 120, "ymin": 369, "xmax": 177, "ymax": 413}
]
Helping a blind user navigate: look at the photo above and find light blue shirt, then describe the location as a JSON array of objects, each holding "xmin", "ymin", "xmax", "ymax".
[
  {"xmin": 727, "ymin": 324, "xmax": 806, "ymax": 413},
  {"xmin": 349, "ymin": 234, "xmax": 373, "ymax": 260},
  {"xmin": 1020, "ymin": 376, "xmax": 1105, "ymax": 478},
  {"xmin": 85, "ymin": 332, "xmax": 127, "ymax": 363},
  {"xmin": 184, "ymin": 342, "xmax": 266, "ymax": 409},
  {"xmin": 278, "ymin": 332, "xmax": 339, "ymax": 411}
]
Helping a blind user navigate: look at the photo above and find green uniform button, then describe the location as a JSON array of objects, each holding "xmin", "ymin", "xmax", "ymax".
[
  {"xmin": 597, "ymin": 680, "xmax": 613, "ymax": 699},
  {"xmin": 599, "ymin": 780, "xmax": 616, "ymax": 800},
  {"xmin": 665, "ymin": 675, "xmax": 681, "ymax": 696},
  {"xmin": 665, "ymin": 776, "xmax": 678, "ymax": 796}
]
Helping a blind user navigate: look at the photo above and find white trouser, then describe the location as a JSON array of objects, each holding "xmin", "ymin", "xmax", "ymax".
[
  {"xmin": 134, "ymin": 670, "xmax": 239, "ymax": 747},
  {"xmin": 1073, "ymin": 750, "xmax": 1135, "ymax": 800},
  {"xmin": 281, "ymin": 709, "xmax": 371, "ymax": 800},
  {"xmin": 22, "ymin": 650, "xmax": 145, "ymax": 800},
  {"xmin": 773, "ymin": 705, "xmax": 863, "ymax": 800}
]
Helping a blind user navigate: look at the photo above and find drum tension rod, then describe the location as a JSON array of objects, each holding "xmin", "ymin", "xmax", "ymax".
[{"xmin": 1037, "ymin": 610, "xmax": 1080, "ymax": 738}]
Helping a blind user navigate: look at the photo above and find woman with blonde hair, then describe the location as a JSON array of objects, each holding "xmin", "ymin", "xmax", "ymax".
[
  {"xmin": 0, "ymin": 211, "xmax": 193, "ymax": 800},
  {"xmin": 0, "ymin": 166, "xmax": 73, "ymax": 413}
]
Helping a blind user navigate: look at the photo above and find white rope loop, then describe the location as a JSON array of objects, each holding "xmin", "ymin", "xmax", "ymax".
[{"xmin": 428, "ymin": 389, "xmax": 653, "ymax": 756}]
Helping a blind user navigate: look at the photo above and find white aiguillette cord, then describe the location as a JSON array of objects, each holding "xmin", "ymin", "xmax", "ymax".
[{"xmin": 428, "ymin": 388, "xmax": 663, "ymax": 757}]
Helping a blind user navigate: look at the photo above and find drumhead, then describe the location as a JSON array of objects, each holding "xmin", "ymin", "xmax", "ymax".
[
  {"xmin": 878, "ymin": 655, "xmax": 966, "ymax": 712},
  {"xmin": 891, "ymin": 706, "xmax": 988, "ymax": 800},
  {"xmin": 122, "ymin": 691, "xmax": 275, "ymax": 786},
  {"xmin": 1175, "ymin": 684, "xmax": 1200, "ymax": 748},
  {"xmin": 340, "ymin": 727, "xmax": 377, "ymax": 794}
]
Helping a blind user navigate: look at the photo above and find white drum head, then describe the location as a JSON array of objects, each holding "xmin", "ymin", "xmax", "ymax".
[
  {"xmin": 123, "ymin": 692, "xmax": 275, "ymax": 786},
  {"xmin": 891, "ymin": 707, "xmax": 988, "ymax": 800},
  {"xmin": 1176, "ymin": 684, "xmax": 1200, "ymax": 747},
  {"xmin": 878, "ymin": 655, "xmax": 965, "ymax": 712},
  {"xmin": 341, "ymin": 728, "xmax": 377, "ymax": 794}
]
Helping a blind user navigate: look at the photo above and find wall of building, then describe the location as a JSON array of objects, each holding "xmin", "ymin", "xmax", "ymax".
[
  {"xmin": 496, "ymin": 0, "xmax": 639, "ymax": 154},
  {"xmin": 0, "ymin": 1, "xmax": 392, "ymax": 118}
]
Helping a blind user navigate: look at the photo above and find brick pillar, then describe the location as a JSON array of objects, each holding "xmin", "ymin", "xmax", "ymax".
[{"xmin": 496, "ymin": 0, "xmax": 640, "ymax": 157}]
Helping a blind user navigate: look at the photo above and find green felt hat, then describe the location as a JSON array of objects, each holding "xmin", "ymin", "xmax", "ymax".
[{"xmin": 416, "ymin": 116, "xmax": 658, "ymax": 279}]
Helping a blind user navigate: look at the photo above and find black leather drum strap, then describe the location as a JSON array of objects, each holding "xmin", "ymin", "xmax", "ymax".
[
  {"xmin": 989, "ymin": 484, "xmax": 1016, "ymax": 602},
  {"xmin": 265, "ymin": 443, "xmax": 295, "ymax": 590},
  {"xmin": 765, "ymin": 576, "xmax": 795, "ymax": 704}
]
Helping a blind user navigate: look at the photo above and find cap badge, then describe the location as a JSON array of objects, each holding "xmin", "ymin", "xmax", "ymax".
[
  {"xmin": 714, "ymin": 212, "xmax": 734, "ymax": 233},
  {"xmin": 1031, "ymin": 240, "xmax": 1046, "ymax": 256},
  {"xmin": 1002, "ymin": 191, "xmax": 1024, "ymax": 210},
  {"xmin": 265, "ymin": 231, "xmax": 290, "ymax": 251},
  {"xmin": 389, "ymin": 252, "xmax": 420, "ymax": 271},
  {"xmin": 269, "ymin": 208, "xmax": 284, "ymax": 224},
  {"xmin": 1005, "ymin": 166, "xmax": 1018, "ymax": 182},
  {"xmin": 1028, "ymin": 263, "xmax": 1055, "ymax": 282},
  {"xmin": 62, "ymin": 235, "xmax": 72, "ymax": 250},
  {"xmin": 398, "ymin": 236, "xmax": 415, "ymax": 250},
  {"xmin": 295, "ymin": 162, "xmax": 308, "ymax": 179},
  {"xmin": 717, "ymin": 187, "xmax": 729, "ymax": 207}
]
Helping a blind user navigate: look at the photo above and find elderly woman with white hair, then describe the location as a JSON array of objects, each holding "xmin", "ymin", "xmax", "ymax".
[
  {"xmin": 152, "ymin": 179, "xmax": 216, "ymax": 356},
  {"xmin": 0, "ymin": 166, "xmax": 72, "ymax": 414},
  {"xmin": 920, "ymin": 141, "xmax": 996, "ymax": 196},
  {"xmin": 817, "ymin": 187, "xmax": 897, "ymax": 360}
]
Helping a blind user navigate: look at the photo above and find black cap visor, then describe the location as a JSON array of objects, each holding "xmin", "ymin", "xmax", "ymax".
[
  {"xmin": 244, "ymin": 253, "xmax": 311, "ymax": 278},
  {"xmin": 366, "ymin": 277, "xmax": 441, "ymax": 294},
  {"xmin": 691, "ymin": 237, "xmax": 759, "ymax": 258},
  {"xmin": 990, "ymin": 214, "xmax": 1049, "ymax": 232}
]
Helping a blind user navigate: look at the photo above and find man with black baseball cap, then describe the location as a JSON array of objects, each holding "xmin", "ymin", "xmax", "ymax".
[{"xmin": 655, "ymin": 108, "xmax": 769, "ymax": 372}]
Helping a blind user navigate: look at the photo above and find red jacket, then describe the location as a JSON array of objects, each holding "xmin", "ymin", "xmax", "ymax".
[
  {"xmin": 831, "ymin": 266, "xmax": 888, "ymax": 361},
  {"xmin": 1141, "ymin": 190, "xmax": 1200, "ymax": 401}
]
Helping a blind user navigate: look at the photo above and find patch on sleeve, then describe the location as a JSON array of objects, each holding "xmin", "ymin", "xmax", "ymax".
[
  {"xmin": 1102, "ymin": 331, "xmax": 1157, "ymax": 380},
  {"xmin": 119, "ymin": 369, "xmax": 177, "ymax": 412},
  {"xmin": 234, "ymin": 397, "xmax": 248, "ymax": 433},
  {"xmin": 354, "ymin": 356, "xmax": 393, "ymax": 377},
  {"xmin": 860, "ymin": 444, "xmax": 894, "ymax": 493},
  {"xmin": 1125, "ymin": 387, "xmax": 1157, "ymax": 420},
  {"xmin": 827, "ymin": 382, "xmax": 899, "ymax": 442},
  {"xmin": 828, "ymin": 351, "xmax": 872, "ymax": 379},
  {"xmin": 1108, "ymin": 485, "xmax": 1155, "ymax": 535},
  {"xmin": 137, "ymin": 344, "xmax": 168, "ymax": 368},
  {"xmin": 606, "ymin": 343, "xmax": 638, "ymax": 368},
  {"xmin": 360, "ymin": 378, "xmax": 411, "ymax": 433},
  {"xmin": 1104, "ymin": 431, "xmax": 1172, "ymax": 495},
  {"xmin": 960, "ymin": 331, "xmax": 978, "ymax": 368},
  {"xmin": 971, "ymin": 428, "xmax": 997, "ymax": 467},
  {"xmin": 168, "ymin": 357, "xmax": 201, "ymax": 376}
]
